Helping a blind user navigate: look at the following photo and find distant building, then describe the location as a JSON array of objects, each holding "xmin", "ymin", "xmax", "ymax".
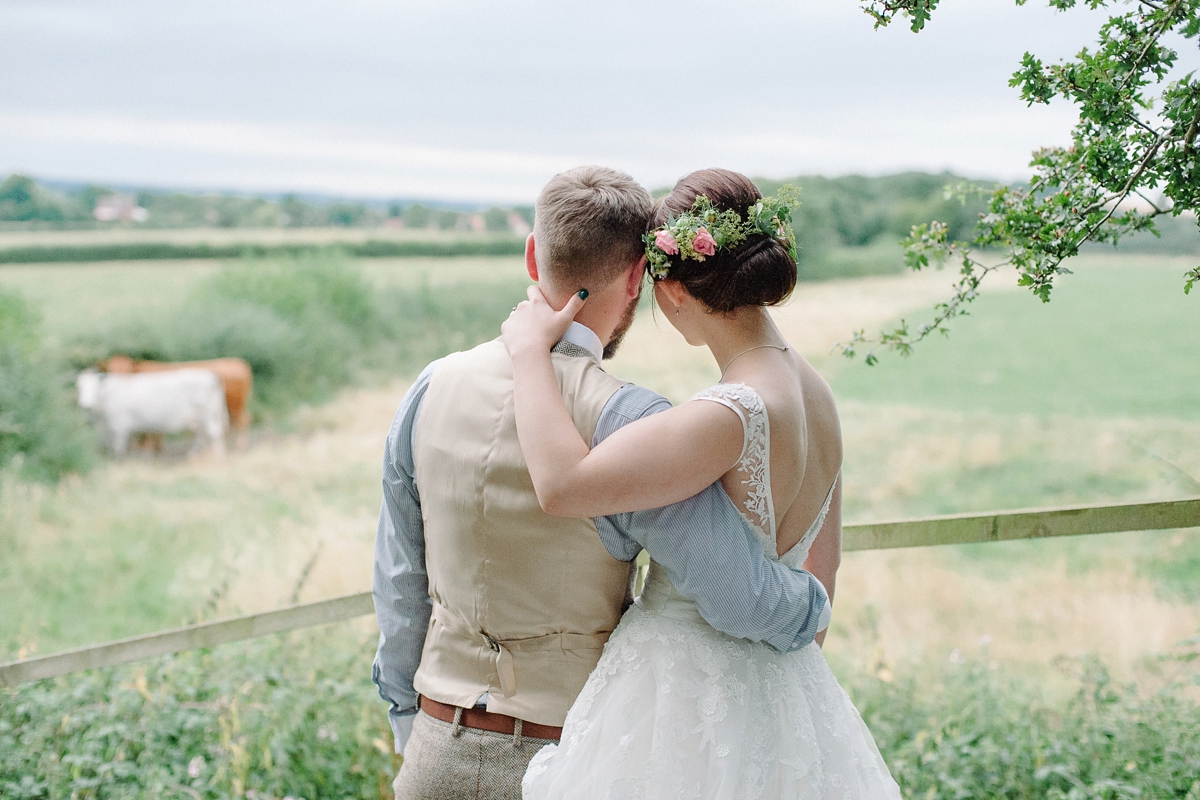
[
  {"xmin": 93, "ymin": 194, "xmax": 148, "ymax": 223},
  {"xmin": 456, "ymin": 213, "xmax": 487, "ymax": 233},
  {"xmin": 507, "ymin": 211, "xmax": 532, "ymax": 236}
]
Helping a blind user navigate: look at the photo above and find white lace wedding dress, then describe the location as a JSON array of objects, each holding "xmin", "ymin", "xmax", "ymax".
[{"xmin": 523, "ymin": 383, "xmax": 901, "ymax": 799}]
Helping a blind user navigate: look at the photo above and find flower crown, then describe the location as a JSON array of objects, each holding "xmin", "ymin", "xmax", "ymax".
[{"xmin": 643, "ymin": 186, "xmax": 800, "ymax": 280}]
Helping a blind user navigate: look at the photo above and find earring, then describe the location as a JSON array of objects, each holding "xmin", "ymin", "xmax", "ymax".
[{"xmin": 675, "ymin": 307, "xmax": 680, "ymax": 316}]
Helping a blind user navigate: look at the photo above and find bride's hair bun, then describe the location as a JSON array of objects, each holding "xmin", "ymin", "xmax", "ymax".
[{"xmin": 650, "ymin": 169, "xmax": 797, "ymax": 314}]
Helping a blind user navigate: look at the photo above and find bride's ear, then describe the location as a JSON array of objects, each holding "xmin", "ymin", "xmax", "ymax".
[{"xmin": 656, "ymin": 279, "xmax": 688, "ymax": 312}]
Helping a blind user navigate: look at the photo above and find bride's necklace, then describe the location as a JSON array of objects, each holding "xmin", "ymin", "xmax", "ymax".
[{"xmin": 719, "ymin": 343, "xmax": 789, "ymax": 380}]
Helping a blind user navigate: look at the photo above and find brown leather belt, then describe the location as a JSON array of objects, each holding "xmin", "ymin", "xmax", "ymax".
[{"xmin": 419, "ymin": 695, "xmax": 563, "ymax": 741}]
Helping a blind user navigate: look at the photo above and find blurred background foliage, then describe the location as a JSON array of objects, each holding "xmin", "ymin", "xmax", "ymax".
[
  {"xmin": 0, "ymin": 252, "xmax": 530, "ymax": 484},
  {"xmin": 6, "ymin": 170, "xmax": 1192, "ymax": 275},
  {"xmin": 0, "ymin": 173, "xmax": 535, "ymax": 233},
  {"xmin": 0, "ymin": 288, "xmax": 93, "ymax": 484}
]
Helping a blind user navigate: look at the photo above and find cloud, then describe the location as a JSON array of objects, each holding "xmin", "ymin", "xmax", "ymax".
[
  {"xmin": 0, "ymin": 99, "xmax": 1079, "ymax": 202},
  {"xmin": 0, "ymin": 0, "xmax": 1105, "ymax": 201},
  {"xmin": 0, "ymin": 111, "xmax": 587, "ymax": 201}
]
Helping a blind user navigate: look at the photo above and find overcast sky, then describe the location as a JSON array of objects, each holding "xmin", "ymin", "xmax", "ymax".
[{"xmin": 0, "ymin": 0, "xmax": 1111, "ymax": 203}]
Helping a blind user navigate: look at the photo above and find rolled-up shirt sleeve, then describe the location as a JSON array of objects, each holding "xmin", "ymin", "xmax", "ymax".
[
  {"xmin": 593, "ymin": 384, "xmax": 829, "ymax": 653},
  {"xmin": 372, "ymin": 360, "xmax": 440, "ymax": 753}
]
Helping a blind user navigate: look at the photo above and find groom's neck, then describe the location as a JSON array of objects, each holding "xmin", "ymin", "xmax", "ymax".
[{"xmin": 541, "ymin": 281, "xmax": 620, "ymax": 349}]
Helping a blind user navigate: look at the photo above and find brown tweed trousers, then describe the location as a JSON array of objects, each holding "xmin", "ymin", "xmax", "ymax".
[{"xmin": 393, "ymin": 711, "xmax": 557, "ymax": 800}]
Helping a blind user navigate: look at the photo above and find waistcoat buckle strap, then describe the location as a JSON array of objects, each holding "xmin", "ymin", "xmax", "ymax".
[{"xmin": 430, "ymin": 602, "xmax": 609, "ymax": 699}]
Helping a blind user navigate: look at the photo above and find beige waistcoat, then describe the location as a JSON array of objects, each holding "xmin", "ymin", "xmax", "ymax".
[{"xmin": 411, "ymin": 339, "xmax": 630, "ymax": 726}]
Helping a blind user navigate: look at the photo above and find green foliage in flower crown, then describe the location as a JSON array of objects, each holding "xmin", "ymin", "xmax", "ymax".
[{"xmin": 643, "ymin": 186, "xmax": 801, "ymax": 280}]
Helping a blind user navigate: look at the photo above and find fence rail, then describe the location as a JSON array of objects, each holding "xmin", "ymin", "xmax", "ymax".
[{"xmin": 3, "ymin": 497, "xmax": 1198, "ymax": 688}]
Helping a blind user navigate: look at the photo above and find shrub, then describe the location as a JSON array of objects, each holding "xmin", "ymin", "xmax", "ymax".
[
  {"xmin": 77, "ymin": 253, "xmax": 379, "ymax": 417},
  {"xmin": 3, "ymin": 639, "xmax": 1197, "ymax": 798},
  {"xmin": 202, "ymin": 253, "xmax": 379, "ymax": 336},
  {"xmin": 74, "ymin": 252, "xmax": 531, "ymax": 420},
  {"xmin": 0, "ymin": 629, "xmax": 398, "ymax": 799},
  {"xmin": 0, "ymin": 289, "xmax": 92, "ymax": 483},
  {"xmin": 376, "ymin": 275, "xmax": 529, "ymax": 375},
  {"xmin": 856, "ymin": 653, "xmax": 1200, "ymax": 799}
]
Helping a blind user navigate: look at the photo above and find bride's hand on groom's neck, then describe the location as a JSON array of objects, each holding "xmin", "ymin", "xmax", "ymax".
[{"xmin": 502, "ymin": 286, "xmax": 588, "ymax": 361}]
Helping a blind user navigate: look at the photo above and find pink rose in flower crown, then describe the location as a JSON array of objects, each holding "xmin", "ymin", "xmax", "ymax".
[
  {"xmin": 654, "ymin": 229, "xmax": 679, "ymax": 255},
  {"xmin": 692, "ymin": 227, "xmax": 717, "ymax": 257}
]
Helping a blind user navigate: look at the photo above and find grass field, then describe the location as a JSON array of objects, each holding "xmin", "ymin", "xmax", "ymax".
[
  {"xmin": 822, "ymin": 255, "xmax": 1200, "ymax": 420},
  {"xmin": 1, "ymin": 253, "xmax": 1198, "ymax": 683},
  {"xmin": 3, "ymin": 251, "xmax": 1199, "ymax": 796},
  {"xmin": 0, "ymin": 257, "xmax": 526, "ymax": 349}
]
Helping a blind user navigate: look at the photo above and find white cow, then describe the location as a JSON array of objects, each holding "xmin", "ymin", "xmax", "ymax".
[{"xmin": 76, "ymin": 368, "xmax": 228, "ymax": 457}]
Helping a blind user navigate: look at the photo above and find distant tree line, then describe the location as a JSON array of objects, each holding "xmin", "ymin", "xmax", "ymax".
[
  {"xmin": 0, "ymin": 174, "xmax": 535, "ymax": 234},
  {"xmin": 761, "ymin": 170, "xmax": 1200, "ymax": 260},
  {"xmin": 3, "ymin": 171, "xmax": 1195, "ymax": 261}
]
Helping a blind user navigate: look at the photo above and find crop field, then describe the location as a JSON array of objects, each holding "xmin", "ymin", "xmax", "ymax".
[{"xmin": 2, "ymin": 252, "xmax": 1198, "ymax": 796}]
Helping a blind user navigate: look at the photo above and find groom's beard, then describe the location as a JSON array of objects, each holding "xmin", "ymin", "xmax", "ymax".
[{"xmin": 603, "ymin": 290, "xmax": 640, "ymax": 360}]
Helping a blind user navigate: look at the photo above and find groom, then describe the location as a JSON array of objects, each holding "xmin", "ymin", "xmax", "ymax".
[{"xmin": 373, "ymin": 166, "xmax": 829, "ymax": 800}]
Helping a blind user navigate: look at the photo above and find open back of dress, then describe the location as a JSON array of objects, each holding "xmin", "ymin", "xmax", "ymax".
[{"xmin": 523, "ymin": 383, "xmax": 901, "ymax": 800}]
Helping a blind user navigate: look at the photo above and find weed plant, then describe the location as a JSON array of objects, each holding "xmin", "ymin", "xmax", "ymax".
[{"xmin": 3, "ymin": 628, "xmax": 1197, "ymax": 799}]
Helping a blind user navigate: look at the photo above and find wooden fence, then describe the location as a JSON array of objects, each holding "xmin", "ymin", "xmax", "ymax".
[{"xmin": 2, "ymin": 496, "xmax": 1198, "ymax": 688}]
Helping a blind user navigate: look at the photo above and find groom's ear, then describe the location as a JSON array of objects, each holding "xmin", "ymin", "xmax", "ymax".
[
  {"xmin": 624, "ymin": 256, "xmax": 646, "ymax": 298},
  {"xmin": 525, "ymin": 234, "xmax": 539, "ymax": 282}
]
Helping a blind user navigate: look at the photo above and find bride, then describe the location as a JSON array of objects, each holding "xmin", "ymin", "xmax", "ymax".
[{"xmin": 502, "ymin": 168, "xmax": 901, "ymax": 799}]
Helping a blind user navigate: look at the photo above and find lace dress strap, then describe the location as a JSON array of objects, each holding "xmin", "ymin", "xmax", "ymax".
[{"xmin": 689, "ymin": 383, "xmax": 776, "ymax": 548}]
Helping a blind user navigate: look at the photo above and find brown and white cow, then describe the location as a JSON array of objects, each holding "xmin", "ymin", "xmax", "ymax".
[
  {"xmin": 100, "ymin": 356, "xmax": 253, "ymax": 448},
  {"xmin": 77, "ymin": 369, "xmax": 228, "ymax": 458}
]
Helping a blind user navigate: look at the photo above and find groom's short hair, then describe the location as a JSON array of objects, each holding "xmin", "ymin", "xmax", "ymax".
[{"xmin": 534, "ymin": 166, "xmax": 653, "ymax": 288}]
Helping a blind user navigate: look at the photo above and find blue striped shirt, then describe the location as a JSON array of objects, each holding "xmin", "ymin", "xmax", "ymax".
[{"xmin": 372, "ymin": 348, "xmax": 828, "ymax": 751}]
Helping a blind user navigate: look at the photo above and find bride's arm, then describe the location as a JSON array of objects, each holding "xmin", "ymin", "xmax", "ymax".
[{"xmin": 502, "ymin": 287, "xmax": 743, "ymax": 518}]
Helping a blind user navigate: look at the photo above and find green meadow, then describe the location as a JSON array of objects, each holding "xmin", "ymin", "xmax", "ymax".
[
  {"xmin": 2, "ymin": 251, "xmax": 1198, "ymax": 797},
  {"xmin": 822, "ymin": 256, "xmax": 1200, "ymax": 421}
]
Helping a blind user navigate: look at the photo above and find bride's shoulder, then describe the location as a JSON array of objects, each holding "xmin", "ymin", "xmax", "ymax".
[{"xmin": 795, "ymin": 359, "xmax": 839, "ymax": 421}]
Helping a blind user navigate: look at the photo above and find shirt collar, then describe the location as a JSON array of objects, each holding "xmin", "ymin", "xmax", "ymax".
[{"xmin": 560, "ymin": 321, "xmax": 604, "ymax": 362}]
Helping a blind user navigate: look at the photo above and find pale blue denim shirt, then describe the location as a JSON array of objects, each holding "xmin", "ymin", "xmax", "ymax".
[{"xmin": 372, "ymin": 324, "xmax": 829, "ymax": 752}]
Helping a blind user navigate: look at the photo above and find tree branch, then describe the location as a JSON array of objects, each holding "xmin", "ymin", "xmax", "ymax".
[
  {"xmin": 1133, "ymin": 188, "xmax": 1172, "ymax": 215},
  {"xmin": 1118, "ymin": 0, "xmax": 1182, "ymax": 93},
  {"xmin": 847, "ymin": 0, "xmax": 1199, "ymax": 362},
  {"xmin": 1084, "ymin": 135, "xmax": 1167, "ymax": 236},
  {"xmin": 1183, "ymin": 100, "xmax": 1200, "ymax": 152}
]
